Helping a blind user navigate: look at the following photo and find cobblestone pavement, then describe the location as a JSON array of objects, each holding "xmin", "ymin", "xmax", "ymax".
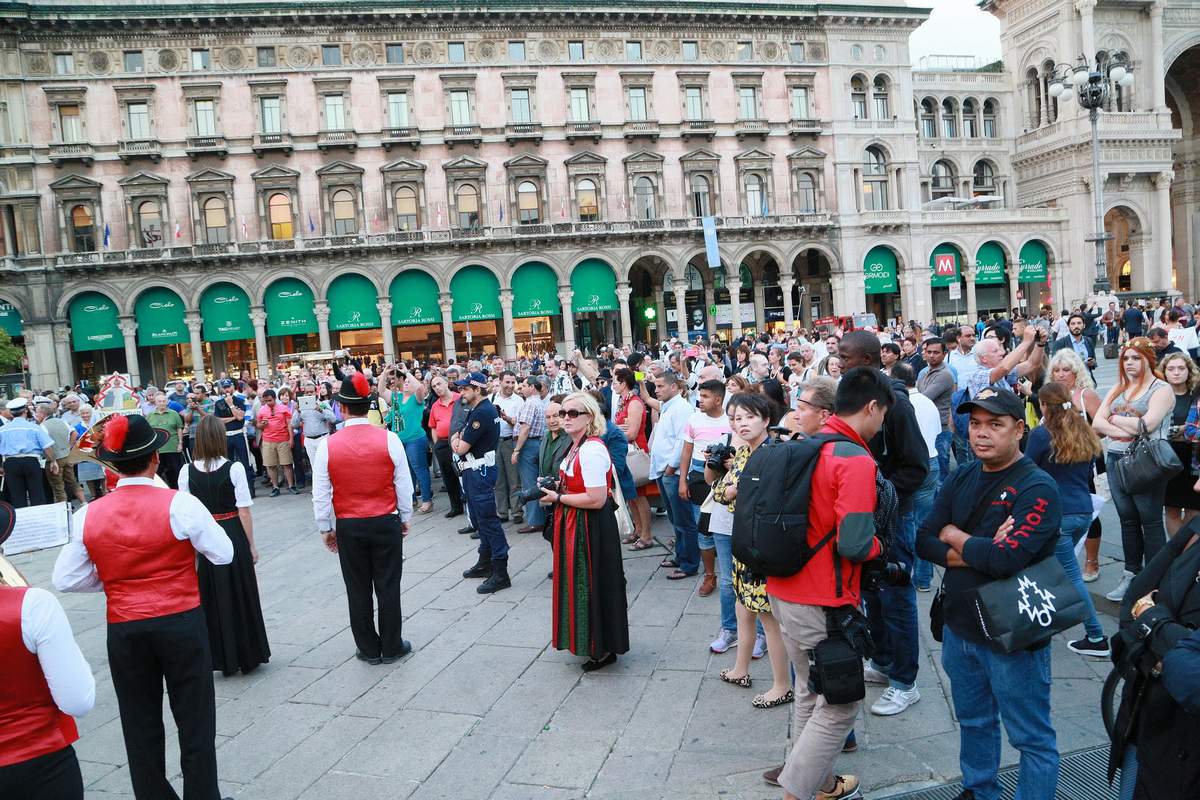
[{"xmin": 10, "ymin": 356, "xmax": 1127, "ymax": 799}]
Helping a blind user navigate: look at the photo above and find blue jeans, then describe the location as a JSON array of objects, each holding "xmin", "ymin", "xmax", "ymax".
[
  {"xmin": 402, "ymin": 437, "xmax": 432, "ymax": 503},
  {"xmin": 517, "ymin": 441, "xmax": 543, "ymax": 527},
  {"xmin": 658, "ymin": 473, "xmax": 700, "ymax": 575},
  {"xmin": 911, "ymin": 458, "xmax": 940, "ymax": 590},
  {"xmin": 1105, "ymin": 452, "xmax": 1167, "ymax": 574},
  {"xmin": 865, "ymin": 495, "xmax": 920, "ymax": 690},
  {"xmin": 1057, "ymin": 511, "xmax": 1105, "ymax": 640},
  {"xmin": 934, "ymin": 430, "xmax": 953, "ymax": 484},
  {"xmin": 712, "ymin": 534, "xmax": 737, "ymax": 633},
  {"xmin": 941, "ymin": 626, "xmax": 1059, "ymax": 800}
]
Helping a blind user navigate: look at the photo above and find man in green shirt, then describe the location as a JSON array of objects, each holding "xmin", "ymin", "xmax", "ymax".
[{"xmin": 147, "ymin": 392, "xmax": 185, "ymax": 488}]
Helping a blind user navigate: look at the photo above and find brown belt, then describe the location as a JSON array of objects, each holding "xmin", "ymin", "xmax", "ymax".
[{"xmin": 212, "ymin": 511, "xmax": 239, "ymax": 521}]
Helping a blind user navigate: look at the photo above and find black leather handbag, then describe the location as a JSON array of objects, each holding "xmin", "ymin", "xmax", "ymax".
[{"xmin": 1114, "ymin": 418, "xmax": 1182, "ymax": 494}]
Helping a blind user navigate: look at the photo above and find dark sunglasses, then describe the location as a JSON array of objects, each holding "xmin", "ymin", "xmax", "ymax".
[{"xmin": 561, "ymin": 408, "xmax": 591, "ymax": 419}]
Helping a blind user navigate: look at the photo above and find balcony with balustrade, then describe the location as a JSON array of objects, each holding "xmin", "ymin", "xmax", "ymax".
[
  {"xmin": 381, "ymin": 126, "xmax": 420, "ymax": 150},
  {"xmin": 443, "ymin": 124, "xmax": 482, "ymax": 148},
  {"xmin": 565, "ymin": 120, "xmax": 602, "ymax": 144},
  {"xmin": 117, "ymin": 138, "xmax": 162, "ymax": 163},
  {"xmin": 504, "ymin": 123, "xmax": 543, "ymax": 145},
  {"xmin": 788, "ymin": 118, "xmax": 822, "ymax": 136},
  {"xmin": 622, "ymin": 120, "xmax": 660, "ymax": 141},
  {"xmin": 317, "ymin": 129, "xmax": 358, "ymax": 152},
  {"xmin": 48, "ymin": 141, "xmax": 94, "ymax": 166},
  {"xmin": 679, "ymin": 119, "xmax": 715, "ymax": 141},
  {"xmin": 252, "ymin": 131, "xmax": 293, "ymax": 157},
  {"xmin": 185, "ymin": 135, "xmax": 228, "ymax": 160},
  {"xmin": 734, "ymin": 118, "xmax": 769, "ymax": 139}
]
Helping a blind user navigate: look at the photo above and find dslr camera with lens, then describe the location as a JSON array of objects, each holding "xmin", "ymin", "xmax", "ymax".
[
  {"xmin": 861, "ymin": 556, "xmax": 911, "ymax": 591},
  {"xmin": 704, "ymin": 434, "xmax": 737, "ymax": 471},
  {"xmin": 517, "ymin": 476, "xmax": 561, "ymax": 505}
]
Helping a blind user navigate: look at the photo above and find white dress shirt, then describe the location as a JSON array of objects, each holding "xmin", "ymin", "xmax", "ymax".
[
  {"xmin": 491, "ymin": 392, "xmax": 525, "ymax": 438},
  {"xmin": 908, "ymin": 388, "xmax": 942, "ymax": 459},
  {"xmin": 179, "ymin": 457, "xmax": 253, "ymax": 508},
  {"xmin": 52, "ymin": 477, "xmax": 234, "ymax": 594},
  {"xmin": 311, "ymin": 417, "xmax": 415, "ymax": 532},
  {"xmin": 17, "ymin": 587, "xmax": 96, "ymax": 718},
  {"xmin": 648, "ymin": 394, "xmax": 692, "ymax": 480}
]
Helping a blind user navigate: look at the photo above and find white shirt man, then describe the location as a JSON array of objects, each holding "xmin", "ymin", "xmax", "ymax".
[{"xmin": 948, "ymin": 326, "xmax": 980, "ymax": 391}]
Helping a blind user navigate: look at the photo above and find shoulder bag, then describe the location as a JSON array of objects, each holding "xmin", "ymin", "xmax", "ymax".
[{"xmin": 1114, "ymin": 416, "xmax": 1182, "ymax": 495}]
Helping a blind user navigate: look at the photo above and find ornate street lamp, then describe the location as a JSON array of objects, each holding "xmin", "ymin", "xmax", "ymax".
[{"xmin": 1049, "ymin": 52, "xmax": 1134, "ymax": 295}]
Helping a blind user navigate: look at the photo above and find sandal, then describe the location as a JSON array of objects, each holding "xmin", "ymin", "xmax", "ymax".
[
  {"xmin": 629, "ymin": 539, "xmax": 656, "ymax": 551},
  {"xmin": 719, "ymin": 668, "xmax": 753, "ymax": 688},
  {"xmin": 621, "ymin": 532, "xmax": 640, "ymax": 544},
  {"xmin": 1083, "ymin": 559, "xmax": 1100, "ymax": 582},
  {"xmin": 665, "ymin": 569, "xmax": 695, "ymax": 580},
  {"xmin": 752, "ymin": 690, "xmax": 795, "ymax": 709},
  {"xmin": 660, "ymin": 558, "xmax": 679, "ymax": 569}
]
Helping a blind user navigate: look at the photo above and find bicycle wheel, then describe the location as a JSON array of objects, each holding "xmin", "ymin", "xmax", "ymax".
[{"xmin": 1101, "ymin": 666, "xmax": 1124, "ymax": 739}]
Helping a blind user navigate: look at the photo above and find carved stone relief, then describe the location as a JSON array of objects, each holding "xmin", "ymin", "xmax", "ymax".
[
  {"xmin": 287, "ymin": 45, "xmax": 312, "ymax": 68},
  {"xmin": 157, "ymin": 49, "xmax": 178, "ymax": 72},
  {"xmin": 89, "ymin": 50, "xmax": 110, "ymax": 74}
]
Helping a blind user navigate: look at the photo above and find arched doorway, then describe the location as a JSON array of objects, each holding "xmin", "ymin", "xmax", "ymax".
[
  {"xmin": 627, "ymin": 255, "xmax": 670, "ymax": 346},
  {"xmin": 570, "ymin": 259, "xmax": 619, "ymax": 351},
  {"xmin": 388, "ymin": 270, "xmax": 443, "ymax": 361},
  {"xmin": 1105, "ymin": 206, "xmax": 1142, "ymax": 292},
  {"xmin": 263, "ymin": 277, "xmax": 319, "ymax": 365},
  {"xmin": 511, "ymin": 261, "xmax": 560, "ymax": 356},
  {"xmin": 133, "ymin": 286, "xmax": 190, "ymax": 386},
  {"xmin": 861, "ymin": 245, "xmax": 900, "ymax": 325},
  {"xmin": 1166, "ymin": 43, "xmax": 1200, "ymax": 296},
  {"xmin": 790, "ymin": 248, "xmax": 833, "ymax": 326}
]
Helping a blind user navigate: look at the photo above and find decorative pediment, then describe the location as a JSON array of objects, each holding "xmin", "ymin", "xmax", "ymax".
[
  {"xmin": 442, "ymin": 155, "xmax": 487, "ymax": 176},
  {"xmin": 680, "ymin": 148, "xmax": 721, "ymax": 165},
  {"xmin": 315, "ymin": 160, "xmax": 364, "ymax": 176},
  {"xmin": 734, "ymin": 148, "xmax": 774, "ymax": 163},
  {"xmin": 186, "ymin": 168, "xmax": 235, "ymax": 184},
  {"xmin": 49, "ymin": 174, "xmax": 102, "ymax": 191},
  {"xmin": 788, "ymin": 146, "xmax": 827, "ymax": 160},
  {"xmin": 503, "ymin": 154, "xmax": 548, "ymax": 169},
  {"xmin": 623, "ymin": 150, "xmax": 665, "ymax": 165},
  {"xmin": 381, "ymin": 158, "xmax": 426, "ymax": 174},
  {"xmin": 250, "ymin": 165, "xmax": 301, "ymax": 181},
  {"xmin": 118, "ymin": 171, "xmax": 169, "ymax": 188},
  {"xmin": 564, "ymin": 150, "xmax": 607, "ymax": 167}
]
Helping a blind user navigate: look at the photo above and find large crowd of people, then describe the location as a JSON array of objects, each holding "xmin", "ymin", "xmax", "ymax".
[{"xmin": 2, "ymin": 295, "xmax": 1200, "ymax": 800}]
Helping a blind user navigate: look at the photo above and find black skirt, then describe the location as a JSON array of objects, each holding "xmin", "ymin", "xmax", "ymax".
[{"xmin": 1163, "ymin": 441, "xmax": 1200, "ymax": 509}]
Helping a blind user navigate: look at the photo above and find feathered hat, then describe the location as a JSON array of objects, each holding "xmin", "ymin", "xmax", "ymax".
[
  {"xmin": 94, "ymin": 413, "xmax": 169, "ymax": 462},
  {"xmin": 334, "ymin": 371, "xmax": 373, "ymax": 408}
]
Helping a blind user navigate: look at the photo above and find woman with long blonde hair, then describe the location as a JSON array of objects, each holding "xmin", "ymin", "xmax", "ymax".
[
  {"xmin": 1026, "ymin": 381, "xmax": 1108, "ymax": 657},
  {"xmin": 1158, "ymin": 351, "xmax": 1200, "ymax": 536}
]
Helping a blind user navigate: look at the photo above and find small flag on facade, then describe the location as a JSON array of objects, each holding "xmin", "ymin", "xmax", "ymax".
[
  {"xmin": 103, "ymin": 222, "xmax": 111, "ymax": 249},
  {"xmin": 307, "ymin": 213, "xmax": 316, "ymax": 234},
  {"xmin": 174, "ymin": 221, "xmax": 182, "ymax": 240}
]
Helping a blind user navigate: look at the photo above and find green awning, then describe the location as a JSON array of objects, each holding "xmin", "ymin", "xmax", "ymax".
[
  {"xmin": 134, "ymin": 287, "xmax": 188, "ymax": 346},
  {"xmin": 863, "ymin": 246, "xmax": 898, "ymax": 295},
  {"xmin": 974, "ymin": 242, "xmax": 1007, "ymax": 286},
  {"xmin": 328, "ymin": 274, "xmax": 381, "ymax": 331},
  {"xmin": 571, "ymin": 258, "xmax": 618, "ymax": 313},
  {"xmin": 389, "ymin": 270, "xmax": 441, "ymax": 326},
  {"xmin": 264, "ymin": 278, "xmax": 317, "ymax": 336},
  {"xmin": 450, "ymin": 265, "xmax": 501, "ymax": 321},
  {"xmin": 511, "ymin": 261, "xmax": 561, "ymax": 318},
  {"xmin": 0, "ymin": 302, "xmax": 23, "ymax": 337},
  {"xmin": 929, "ymin": 243, "xmax": 961, "ymax": 288},
  {"xmin": 199, "ymin": 282, "xmax": 253, "ymax": 342},
  {"xmin": 69, "ymin": 291, "xmax": 121, "ymax": 351},
  {"xmin": 1019, "ymin": 241, "xmax": 1049, "ymax": 282}
]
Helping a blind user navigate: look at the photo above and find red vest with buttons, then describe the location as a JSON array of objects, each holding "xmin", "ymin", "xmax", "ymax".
[
  {"xmin": 82, "ymin": 484, "xmax": 200, "ymax": 624},
  {"xmin": 326, "ymin": 424, "xmax": 398, "ymax": 519},
  {"xmin": 0, "ymin": 587, "xmax": 79, "ymax": 767}
]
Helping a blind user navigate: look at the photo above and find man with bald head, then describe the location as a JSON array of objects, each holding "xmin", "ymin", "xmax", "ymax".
[{"xmin": 965, "ymin": 325, "xmax": 1045, "ymax": 401}]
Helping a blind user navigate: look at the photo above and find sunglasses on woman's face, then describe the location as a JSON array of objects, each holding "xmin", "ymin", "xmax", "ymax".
[{"xmin": 561, "ymin": 408, "xmax": 591, "ymax": 419}]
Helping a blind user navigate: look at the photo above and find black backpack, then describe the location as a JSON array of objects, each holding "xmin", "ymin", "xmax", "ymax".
[{"xmin": 731, "ymin": 432, "xmax": 855, "ymax": 577}]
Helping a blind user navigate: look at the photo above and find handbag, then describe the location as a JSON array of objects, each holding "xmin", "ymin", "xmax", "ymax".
[
  {"xmin": 609, "ymin": 465, "xmax": 636, "ymax": 543},
  {"xmin": 625, "ymin": 445, "xmax": 651, "ymax": 487},
  {"xmin": 966, "ymin": 555, "xmax": 1089, "ymax": 653},
  {"xmin": 1114, "ymin": 417, "xmax": 1182, "ymax": 494}
]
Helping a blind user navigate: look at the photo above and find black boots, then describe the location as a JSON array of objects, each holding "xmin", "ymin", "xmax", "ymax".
[
  {"xmin": 462, "ymin": 554, "xmax": 491, "ymax": 579},
  {"xmin": 477, "ymin": 558, "xmax": 511, "ymax": 594}
]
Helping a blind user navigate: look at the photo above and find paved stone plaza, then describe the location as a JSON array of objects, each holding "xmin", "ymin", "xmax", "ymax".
[{"xmin": 13, "ymin": 484, "xmax": 1125, "ymax": 800}]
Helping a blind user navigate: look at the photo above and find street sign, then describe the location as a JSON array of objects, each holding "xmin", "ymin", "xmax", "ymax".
[{"xmin": 948, "ymin": 282, "xmax": 962, "ymax": 301}]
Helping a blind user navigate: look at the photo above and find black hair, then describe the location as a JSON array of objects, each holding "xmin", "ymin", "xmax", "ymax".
[
  {"xmin": 697, "ymin": 379, "xmax": 726, "ymax": 398},
  {"xmin": 613, "ymin": 367, "xmax": 638, "ymax": 392},
  {"xmin": 1068, "ymin": 313, "xmax": 1086, "ymax": 325},
  {"xmin": 834, "ymin": 366, "xmax": 894, "ymax": 416},
  {"xmin": 891, "ymin": 361, "xmax": 917, "ymax": 389},
  {"xmin": 923, "ymin": 338, "xmax": 945, "ymax": 352},
  {"xmin": 587, "ymin": 389, "xmax": 611, "ymax": 419},
  {"xmin": 942, "ymin": 329, "xmax": 958, "ymax": 347},
  {"xmin": 881, "ymin": 342, "xmax": 901, "ymax": 356},
  {"xmin": 725, "ymin": 391, "xmax": 774, "ymax": 423},
  {"xmin": 500, "ymin": 370, "xmax": 516, "ymax": 380},
  {"xmin": 839, "ymin": 331, "xmax": 882, "ymax": 366},
  {"xmin": 261, "ymin": 388, "xmax": 277, "ymax": 400},
  {"xmin": 114, "ymin": 452, "xmax": 156, "ymax": 476},
  {"xmin": 525, "ymin": 377, "xmax": 543, "ymax": 392},
  {"xmin": 759, "ymin": 378, "xmax": 789, "ymax": 424}
]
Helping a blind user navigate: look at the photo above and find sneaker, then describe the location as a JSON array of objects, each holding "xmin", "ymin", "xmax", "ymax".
[
  {"xmin": 1068, "ymin": 637, "xmax": 1111, "ymax": 658},
  {"xmin": 269, "ymin": 488, "xmax": 280, "ymax": 498},
  {"xmin": 1105, "ymin": 571, "xmax": 1134, "ymax": 602},
  {"xmin": 288, "ymin": 486, "xmax": 299, "ymax": 495},
  {"xmin": 816, "ymin": 774, "xmax": 860, "ymax": 799},
  {"xmin": 709, "ymin": 629, "xmax": 737, "ymax": 654},
  {"xmin": 752, "ymin": 634, "xmax": 767, "ymax": 659},
  {"xmin": 863, "ymin": 663, "xmax": 889, "ymax": 685},
  {"xmin": 842, "ymin": 730, "xmax": 858, "ymax": 753},
  {"xmin": 870, "ymin": 686, "xmax": 921, "ymax": 716},
  {"xmin": 915, "ymin": 584, "xmax": 931, "ymax": 593}
]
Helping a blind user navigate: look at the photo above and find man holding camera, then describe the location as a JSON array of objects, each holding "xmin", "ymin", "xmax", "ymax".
[
  {"xmin": 916, "ymin": 388, "xmax": 1062, "ymax": 800},
  {"xmin": 764, "ymin": 367, "xmax": 891, "ymax": 800}
]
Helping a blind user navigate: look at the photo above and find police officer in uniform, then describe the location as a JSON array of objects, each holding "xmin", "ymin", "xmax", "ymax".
[
  {"xmin": 451, "ymin": 372, "xmax": 511, "ymax": 593},
  {"xmin": 0, "ymin": 398, "xmax": 59, "ymax": 508}
]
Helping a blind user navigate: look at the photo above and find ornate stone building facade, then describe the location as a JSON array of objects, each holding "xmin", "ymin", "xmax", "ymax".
[{"xmin": 0, "ymin": 0, "xmax": 1114, "ymax": 388}]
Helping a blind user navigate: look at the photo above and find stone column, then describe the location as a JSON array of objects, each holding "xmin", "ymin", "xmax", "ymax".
[
  {"xmin": 53, "ymin": 324, "xmax": 74, "ymax": 388},
  {"xmin": 439, "ymin": 294, "xmax": 456, "ymax": 362},
  {"xmin": 558, "ymin": 287, "xmax": 576, "ymax": 352},
  {"xmin": 779, "ymin": 276, "xmax": 796, "ymax": 328},
  {"xmin": 1008, "ymin": 269, "xmax": 1021, "ymax": 314},
  {"xmin": 1149, "ymin": 3, "xmax": 1165, "ymax": 111},
  {"xmin": 185, "ymin": 312, "xmax": 205, "ymax": 379},
  {"xmin": 118, "ymin": 316, "xmax": 140, "ymax": 387},
  {"xmin": 653, "ymin": 283, "xmax": 667, "ymax": 343},
  {"xmin": 249, "ymin": 305, "xmax": 270, "ymax": 378},
  {"xmin": 673, "ymin": 285, "xmax": 688, "ymax": 340},
  {"xmin": 314, "ymin": 302, "xmax": 332, "ymax": 352},
  {"xmin": 20, "ymin": 323, "xmax": 56, "ymax": 390},
  {"xmin": 1154, "ymin": 170, "xmax": 1174, "ymax": 291},
  {"xmin": 965, "ymin": 268, "xmax": 979, "ymax": 321},
  {"xmin": 499, "ymin": 290, "xmax": 517, "ymax": 361},
  {"xmin": 753, "ymin": 282, "xmax": 766, "ymax": 331},
  {"xmin": 703, "ymin": 282, "xmax": 716, "ymax": 336},
  {"xmin": 1076, "ymin": 0, "xmax": 1097, "ymax": 65},
  {"xmin": 616, "ymin": 282, "xmax": 634, "ymax": 348},
  {"xmin": 727, "ymin": 277, "xmax": 743, "ymax": 332},
  {"xmin": 377, "ymin": 298, "xmax": 395, "ymax": 363}
]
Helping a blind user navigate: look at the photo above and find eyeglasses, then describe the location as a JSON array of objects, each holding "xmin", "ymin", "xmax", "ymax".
[
  {"xmin": 795, "ymin": 396, "xmax": 832, "ymax": 412},
  {"xmin": 561, "ymin": 408, "xmax": 591, "ymax": 419}
]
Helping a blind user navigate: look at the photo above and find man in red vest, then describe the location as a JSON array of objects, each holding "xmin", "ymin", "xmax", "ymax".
[
  {"xmin": 52, "ymin": 413, "xmax": 234, "ymax": 800},
  {"xmin": 312, "ymin": 371, "xmax": 414, "ymax": 664},
  {"xmin": 0, "ymin": 500, "xmax": 96, "ymax": 800}
]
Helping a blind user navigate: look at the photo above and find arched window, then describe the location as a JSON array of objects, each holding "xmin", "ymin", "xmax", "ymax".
[
  {"xmin": 930, "ymin": 160, "xmax": 956, "ymax": 199},
  {"xmin": 941, "ymin": 98, "xmax": 958, "ymax": 138},
  {"xmin": 456, "ymin": 183, "xmax": 480, "ymax": 228},
  {"xmin": 394, "ymin": 186, "xmax": 419, "ymax": 231},
  {"xmin": 797, "ymin": 173, "xmax": 817, "ymax": 213},
  {"xmin": 685, "ymin": 264, "xmax": 704, "ymax": 291},
  {"xmin": 136, "ymin": 200, "xmax": 162, "ymax": 247},
  {"xmin": 973, "ymin": 161, "xmax": 996, "ymax": 194},
  {"xmin": 850, "ymin": 75, "xmax": 868, "ymax": 119},
  {"xmin": 576, "ymin": 178, "xmax": 599, "ymax": 222},
  {"xmin": 872, "ymin": 75, "xmax": 890, "ymax": 119},
  {"xmin": 268, "ymin": 192, "xmax": 293, "ymax": 240},
  {"xmin": 516, "ymin": 180, "xmax": 540, "ymax": 225},
  {"xmin": 982, "ymin": 98, "xmax": 998, "ymax": 138},
  {"xmin": 962, "ymin": 98, "xmax": 979, "ymax": 138},
  {"xmin": 920, "ymin": 98, "xmax": 937, "ymax": 139},
  {"xmin": 331, "ymin": 189, "xmax": 356, "ymax": 235},
  {"xmin": 634, "ymin": 176, "xmax": 656, "ymax": 219},
  {"xmin": 69, "ymin": 204, "xmax": 95, "ymax": 252},
  {"xmin": 690, "ymin": 174, "xmax": 711, "ymax": 217},
  {"xmin": 862, "ymin": 147, "xmax": 888, "ymax": 211},
  {"xmin": 1041, "ymin": 59, "xmax": 1057, "ymax": 123},
  {"xmin": 744, "ymin": 174, "xmax": 766, "ymax": 217},
  {"xmin": 203, "ymin": 196, "xmax": 228, "ymax": 243},
  {"xmin": 1025, "ymin": 67, "xmax": 1042, "ymax": 128}
]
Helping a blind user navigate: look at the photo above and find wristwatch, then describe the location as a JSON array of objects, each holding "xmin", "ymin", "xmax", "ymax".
[{"xmin": 1131, "ymin": 592, "xmax": 1157, "ymax": 619}]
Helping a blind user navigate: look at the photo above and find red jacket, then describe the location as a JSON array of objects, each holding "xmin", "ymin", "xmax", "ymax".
[{"xmin": 766, "ymin": 415, "xmax": 881, "ymax": 607}]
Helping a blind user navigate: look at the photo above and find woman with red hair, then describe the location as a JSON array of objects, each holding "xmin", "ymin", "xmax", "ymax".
[{"xmin": 1093, "ymin": 337, "xmax": 1175, "ymax": 602}]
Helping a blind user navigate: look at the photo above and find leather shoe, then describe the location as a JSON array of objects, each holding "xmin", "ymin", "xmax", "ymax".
[
  {"xmin": 444, "ymin": 509, "xmax": 463, "ymax": 519},
  {"xmin": 763, "ymin": 765, "xmax": 783, "ymax": 787},
  {"xmin": 516, "ymin": 525, "xmax": 540, "ymax": 534},
  {"xmin": 457, "ymin": 524, "xmax": 476, "ymax": 535},
  {"xmin": 380, "ymin": 640, "xmax": 412, "ymax": 664},
  {"xmin": 354, "ymin": 651, "xmax": 382, "ymax": 665},
  {"xmin": 697, "ymin": 573, "xmax": 717, "ymax": 597}
]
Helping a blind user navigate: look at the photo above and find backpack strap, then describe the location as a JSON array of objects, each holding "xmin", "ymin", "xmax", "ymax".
[{"xmin": 798, "ymin": 431, "xmax": 861, "ymax": 594}]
